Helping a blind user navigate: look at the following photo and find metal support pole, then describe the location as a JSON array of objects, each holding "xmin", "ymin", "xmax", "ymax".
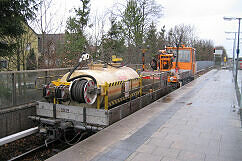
[
  {"xmin": 53, "ymin": 98, "xmax": 56, "ymax": 119},
  {"xmin": 232, "ymin": 33, "xmax": 236, "ymax": 77},
  {"xmin": 83, "ymin": 107, "xmax": 86, "ymax": 123},
  {"xmin": 235, "ymin": 18, "xmax": 241, "ymax": 83},
  {"xmin": 104, "ymin": 82, "xmax": 108, "ymax": 110},
  {"xmin": 160, "ymin": 74, "xmax": 162, "ymax": 89},
  {"xmin": 240, "ymin": 80, "xmax": 242, "ymax": 108},
  {"xmin": 142, "ymin": 49, "xmax": 145, "ymax": 71},
  {"xmin": 97, "ymin": 85, "xmax": 100, "ymax": 109},
  {"xmin": 12, "ymin": 73, "xmax": 16, "ymax": 106},
  {"xmin": 129, "ymin": 79, "xmax": 132, "ymax": 101},
  {"xmin": 152, "ymin": 74, "xmax": 154, "ymax": 91},
  {"xmin": 240, "ymin": 80, "xmax": 242, "ymax": 127},
  {"xmin": 44, "ymin": 71, "xmax": 48, "ymax": 85},
  {"xmin": 139, "ymin": 77, "xmax": 142, "ymax": 96}
]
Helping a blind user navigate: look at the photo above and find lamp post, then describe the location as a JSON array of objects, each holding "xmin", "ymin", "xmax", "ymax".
[
  {"xmin": 224, "ymin": 17, "xmax": 241, "ymax": 83},
  {"xmin": 225, "ymin": 32, "xmax": 237, "ymax": 76},
  {"xmin": 225, "ymin": 34, "xmax": 242, "ymax": 76}
]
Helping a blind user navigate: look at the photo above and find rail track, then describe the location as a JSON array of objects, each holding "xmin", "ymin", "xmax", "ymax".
[
  {"xmin": 0, "ymin": 131, "xmax": 94, "ymax": 161},
  {"xmin": 195, "ymin": 67, "xmax": 213, "ymax": 78},
  {"xmin": 8, "ymin": 140, "xmax": 56, "ymax": 161}
]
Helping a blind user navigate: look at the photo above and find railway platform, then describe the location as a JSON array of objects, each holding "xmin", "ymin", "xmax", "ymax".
[{"xmin": 47, "ymin": 69, "xmax": 242, "ymax": 161}]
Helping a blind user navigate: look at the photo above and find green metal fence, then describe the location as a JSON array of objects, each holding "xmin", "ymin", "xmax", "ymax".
[{"xmin": 0, "ymin": 68, "xmax": 72, "ymax": 109}]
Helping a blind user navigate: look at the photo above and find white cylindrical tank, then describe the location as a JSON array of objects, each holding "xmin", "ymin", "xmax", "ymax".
[
  {"xmin": 60, "ymin": 64, "xmax": 139, "ymax": 85},
  {"xmin": 59, "ymin": 64, "xmax": 140, "ymax": 107}
]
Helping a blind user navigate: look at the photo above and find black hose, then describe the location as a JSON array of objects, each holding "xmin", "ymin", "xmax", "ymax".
[
  {"xmin": 68, "ymin": 74, "xmax": 97, "ymax": 85},
  {"xmin": 63, "ymin": 130, "xmax": 87, "ymax": 145},
  {"xmin": 66, "ymin": 53, "xmax": 127, "ymax": 84},
  {"xmin": 66, "ymin": 53, "xmax": 97, "ymax": 85},
  {"xmin": 66, "ymin": 61, "xmax": 81, "ymax": 82},
  {"xmin": 64, "ymin": 130, "xmax": 81, "ymax": 145}
]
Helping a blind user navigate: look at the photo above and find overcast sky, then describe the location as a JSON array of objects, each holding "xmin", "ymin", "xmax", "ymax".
[{"xmin": 51, "ymin": 0, "xmax": 242, "ymax": 58}]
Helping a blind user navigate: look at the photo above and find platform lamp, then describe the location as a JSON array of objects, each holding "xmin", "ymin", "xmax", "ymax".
[
  {"xmin": 225, "ymin": 33, "xmax": 237, "ymax": 76},
  {"xmin": 224, "ymin": 17, "xmax": 241, "ymax": 83},
  {"xmin": 225, "ymin": 33, "xmax": 242, "ymax": 77}
]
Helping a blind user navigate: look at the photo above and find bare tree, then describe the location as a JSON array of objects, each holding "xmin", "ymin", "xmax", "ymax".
[
  {"xmin": 167, "ymin": 24, "xmax": 195, "ymax": 68},
  {"xmin": 194, "ymin": 39, "xmax": 214, "ymax": 61},
  {"xmin": 137, "ymin": 0, "xmax": 163, "ymax": 37},
  {"xmin": 168, "ymin": 24, "xmax": 195, "ymax": 47},
  {"xmin": 32, "ymin": 0, "xmax": 65, "ymax": 68},
  {"xmin": 87, "ymin": 11, "xmax": 107, "ymax": 60}
]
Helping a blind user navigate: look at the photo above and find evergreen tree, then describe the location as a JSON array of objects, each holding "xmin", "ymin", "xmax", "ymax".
[
  {"xmin": 145, "ymin": 22, "xmax": 158, "ymax": 58},
  {"xmin": 65, "ymin": 0, "xmax": 90, "ymax": 62},
  {"xmin": 122, "ymin": 0, "xmax": 143, "ymax": 47},
  {"xmin": 102, "ymin": 18, "xmax": 125, "ymax": 61},
  {"xmin": 0, "ymin": 0, "xmax": 38, "ymax": 56},
  {"xmin": 26, "ymin": 48, "xmax": 37, "ymax": 70},
  {"xmin": 157, "ymin": 25, "xmax": 166, "ymax": 49},
  {"xmin": 119, "ymin": 0, "xmax": 162, "ymax": 64}
]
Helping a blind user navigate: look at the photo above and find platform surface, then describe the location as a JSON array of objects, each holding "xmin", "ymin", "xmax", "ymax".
[{"xmin": 47, "ymin": 69, "xmax": 242, "ymax": 161}]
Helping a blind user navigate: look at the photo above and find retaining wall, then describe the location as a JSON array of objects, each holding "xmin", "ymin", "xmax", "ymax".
[{"xmin": 0, "ymin": 103, "xmax": 36, "ymax": 138}]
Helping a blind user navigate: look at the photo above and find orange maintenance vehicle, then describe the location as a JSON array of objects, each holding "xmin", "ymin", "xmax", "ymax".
[
  {"xmin": 142, "ymin": 45, "xmax": 196, "ymax": 88},
  {"xmin": 165, "ymin": 45, "xmax": 196, "ymax": 87}
]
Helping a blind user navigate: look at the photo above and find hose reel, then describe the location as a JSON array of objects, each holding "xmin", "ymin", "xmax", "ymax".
[{"xmin": 70, "ymin": 79, "xmax": 97, "ymax": 104}]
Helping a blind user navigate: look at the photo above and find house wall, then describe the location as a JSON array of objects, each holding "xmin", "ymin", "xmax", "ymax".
[{"xmin": 0, "ymin": 22, "xmax": 39, "ymax": 71}]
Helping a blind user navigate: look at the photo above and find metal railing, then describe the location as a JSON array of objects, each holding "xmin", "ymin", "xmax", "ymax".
[
  {"xmin": 128, "ymin": 61, "xmax": 215, "ymax": 73},
  {"xmin": 0, "ymin": 68, "xmax": 72, "ymax": 109},
  {"xmin": 235, "ymin": 79, "xmax": 242, "ymax": 109},
  {"xmin": 196, "ymin": 61, "xmax": 214, "ymax": 71},
  {"xmin": 233, "ymin": 69, "xmax": 242, "ymax": 126},
  {"xmin": 0, "ymin": 62, "xmax": 214, "ymax": 110},
  {"xmin": 0, "ymin": 67, "xmax": 167, "ymax": 110},
  {"xmin": 97, "ymin": 73, "xmax": 168, "ymax": 110},
  {"xmin": 236, "ymin": 80, "xmax": 242, "ymax": 106}
]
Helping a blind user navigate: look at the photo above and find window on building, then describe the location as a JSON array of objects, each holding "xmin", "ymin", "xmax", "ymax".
[{"xmin": 0, "ymin": 60, "xmax": 8, "ymax": 69}]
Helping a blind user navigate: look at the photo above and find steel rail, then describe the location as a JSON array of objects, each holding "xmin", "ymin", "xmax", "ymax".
[
  {"xmin": 8, "ymin": 140, "xmax": 56, "ymax": 161},
  {"xmin": 0, "ymin": 127, "xmax": 39, "ymax": 146}
]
